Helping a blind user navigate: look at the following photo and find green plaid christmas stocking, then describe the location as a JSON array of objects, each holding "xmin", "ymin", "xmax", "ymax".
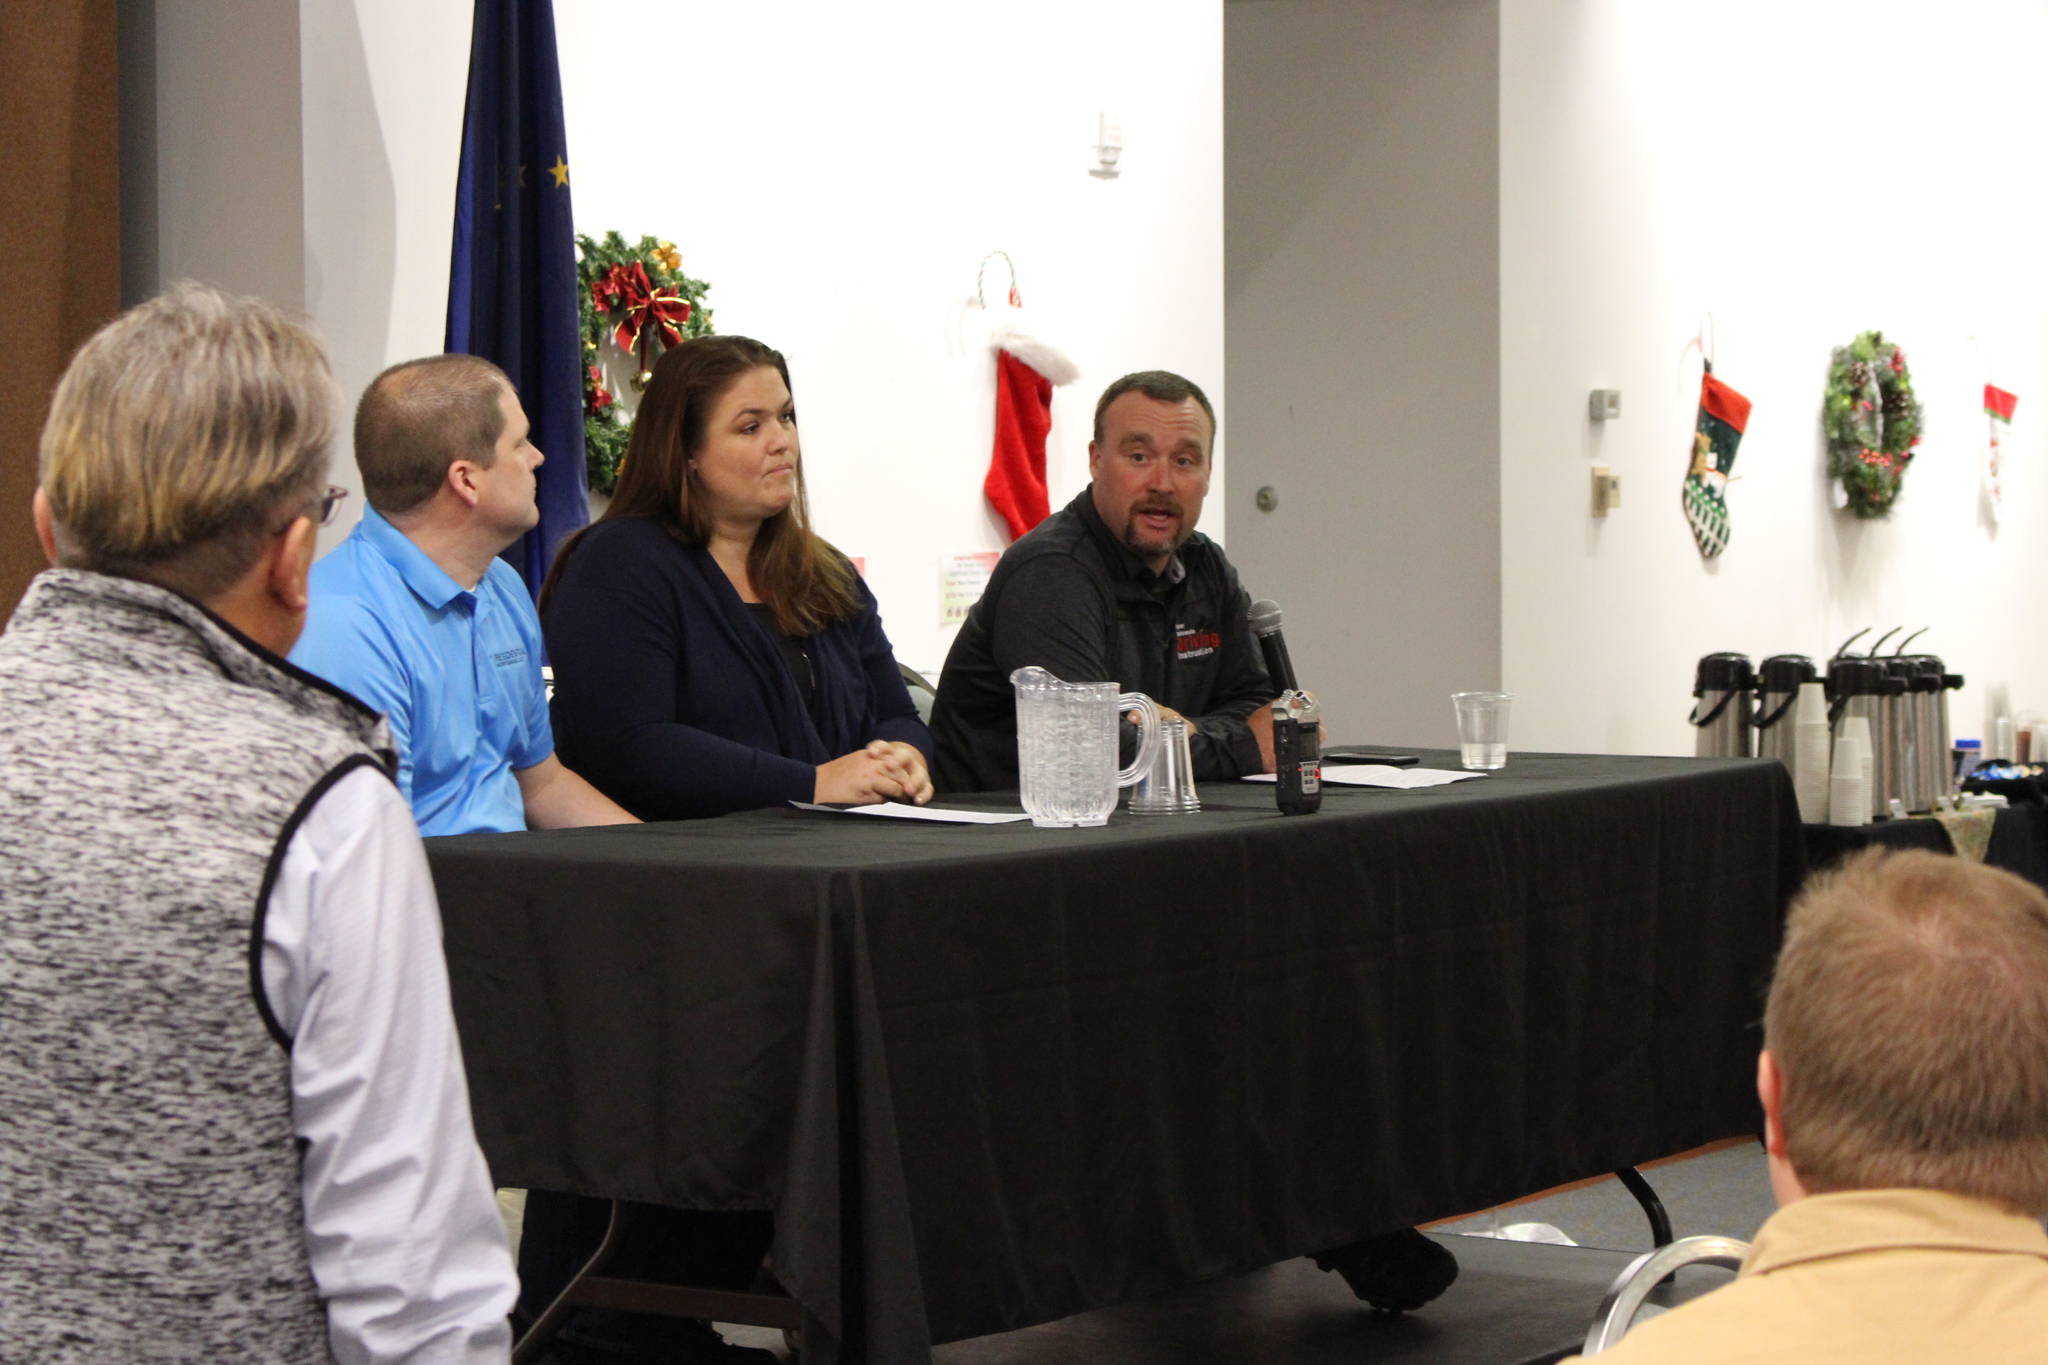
[{"xmin": 1681, "ymin": 361, "xmax": 1752, "ymax": 558}]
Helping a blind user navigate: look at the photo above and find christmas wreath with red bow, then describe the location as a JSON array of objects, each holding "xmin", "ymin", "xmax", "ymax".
[
  {"xmin": 576, "ymin": 232, "xmax": 714, "ymax": 493},
  {"xmin": 1822, "ymin": 330, "xmax": 1923, "ymax": 519}
]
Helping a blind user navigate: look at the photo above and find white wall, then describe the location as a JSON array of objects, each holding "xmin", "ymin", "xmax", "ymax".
[
  {"xmin": 1226, "ymin": 0, "xmax": 1500, "ymax": 747},
  {"xmin": 128, "ymin": 2, "xmax": 1222, "ymax": 673},
  {"xmin": 125, "ymin": 2, "xmax": 2048, "ymax": 759},
  {"xmin": 119, "ymin": 0, "xmax": 307, "ymax": 308},
  {"xmin": 298, "ymin": 0, "xmax": 473, "ymax": 496},
  {"xmin": 554, "ymin": 1, "xmax": 1224, "ymax": 673},
  {"xmin": 124, "ymin": 0, "xmax": 476, "ymax": 528},
  {"xmin": 1501, "ymin": 1, "xmax": 2048, "ymax": 755},
  {"xmin": 281, "ymin": 0, "xmax": 1225, "ymax": 674}
]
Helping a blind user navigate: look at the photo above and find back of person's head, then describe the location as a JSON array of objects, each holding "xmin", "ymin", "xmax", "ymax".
[
  {"xmin": 1091, "ymin": 370, "xmax": 1216, "ymax": 446},
  {"xmin": 607, "ymin": 333, "xmax": 793, "ymax": 537},
  {"xmin": 354, "ymin": 354, "xmax": 511, "ymax": 515},
  {"xmin": 1768, "ymin": 848, "xmax": 2048, "ymax": 1212},
  {"xmin": 38, "ymin": 281, "xmax": 336, "ymax": 602}
]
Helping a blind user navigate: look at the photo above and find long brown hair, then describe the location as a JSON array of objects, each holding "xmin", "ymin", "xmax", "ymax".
[{"xmin": 541, "ymin": 335, "xmax": 859, "ymax": 634}]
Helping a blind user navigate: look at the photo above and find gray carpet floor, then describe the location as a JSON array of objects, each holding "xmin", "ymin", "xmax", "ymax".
[
  {"xmin": 1432, "ymin": 1139, "xmax": 1775, "ymax": 1250},
  {"xmin": 714, "ymin": 1140, "xmax": 1774, "ymax": 1363}
]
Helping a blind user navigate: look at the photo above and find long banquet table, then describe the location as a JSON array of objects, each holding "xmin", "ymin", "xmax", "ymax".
[{"xmin": 426, "ymin": 750, "xmax": 1803, "ymax": 1362}]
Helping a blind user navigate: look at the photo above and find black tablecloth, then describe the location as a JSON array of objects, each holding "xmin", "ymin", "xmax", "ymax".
[
  {"xmin": 427, "ymin": 750, "xmax": 1802, "ymax": 1361},
  {"xmin": 1802, "ymin": 803, "xmax": 2048, "ymax": 889}
]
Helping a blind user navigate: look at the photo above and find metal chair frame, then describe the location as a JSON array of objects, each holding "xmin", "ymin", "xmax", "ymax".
[
  {"xmin": 1579, "ymin": 1233, "xmax": 1750, "ymax": 1356},
  {"xmin": 510, "ymin": 1201, "xmax": 802, "ymax": 1364}
]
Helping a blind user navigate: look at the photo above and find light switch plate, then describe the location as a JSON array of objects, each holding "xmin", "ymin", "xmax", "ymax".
[{"xmin": 1591, "ymin": 466, "xmax": 1622, "ymax": 515}]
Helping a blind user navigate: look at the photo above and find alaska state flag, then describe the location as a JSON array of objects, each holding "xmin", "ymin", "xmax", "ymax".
[{"xmin": 446, "ymin": 0, "xmax": 586, "ymax": 594}]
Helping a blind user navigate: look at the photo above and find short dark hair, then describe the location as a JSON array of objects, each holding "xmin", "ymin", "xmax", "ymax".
[
  {"xmin": 354, "ymin": 354, "xmax": 511, "ymax": 515},
  {"xmin": 1091, "ymin": 370, "xmax": 1216, "ymax": 446}
]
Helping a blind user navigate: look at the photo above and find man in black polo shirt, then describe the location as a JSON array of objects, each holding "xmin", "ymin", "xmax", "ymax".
[
  {"xmin": 932, "ymin": 370, "xmax": 1277, "ymax": 792},
  {"xmin": 931, "ymin": 369, "xmax": 1460, "ymax": 1315}
]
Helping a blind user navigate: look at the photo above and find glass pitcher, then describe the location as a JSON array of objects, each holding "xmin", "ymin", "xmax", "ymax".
[{"xmin": 1010, "ymin": 666, "xmax": 1162, "ymax": 827}]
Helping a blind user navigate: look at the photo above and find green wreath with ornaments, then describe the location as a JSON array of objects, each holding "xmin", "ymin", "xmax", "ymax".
[
  {"xmin": 576, "ymin": 232, "xmax": 715, "ymax": 494},
  {"xmin": 1822, "ymin": 330, "xmax": 1922, "ymax": 519}
]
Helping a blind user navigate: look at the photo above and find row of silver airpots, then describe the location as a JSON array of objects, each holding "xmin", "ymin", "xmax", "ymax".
[{"xmin": 1691, "ymin": 629, "xmax": 1964, "ymax": 820}]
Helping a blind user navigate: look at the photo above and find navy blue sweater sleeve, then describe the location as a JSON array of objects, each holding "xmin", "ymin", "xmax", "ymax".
[{"xmin": 543, "ymin": 524, "xmax": 817, "ymax": 819}]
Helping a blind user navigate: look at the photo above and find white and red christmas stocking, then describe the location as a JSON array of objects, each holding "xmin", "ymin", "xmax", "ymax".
[
  {"xmin": 983, "ymin": 320, "xmax": 1078, "ymax": 541},
  {"xmin": 1984, "ymin": 384, "xmax": 2017, "ymax": 522}
]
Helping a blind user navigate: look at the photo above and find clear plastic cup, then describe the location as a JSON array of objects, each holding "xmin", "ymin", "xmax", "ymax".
[
  {"xmin": 1128, "ymin": 716, "xmax": 1200, "ymax": 815},
  {"xmin": 1452, "ymin": 691, "xmax": 1513, "ymax": 770}
]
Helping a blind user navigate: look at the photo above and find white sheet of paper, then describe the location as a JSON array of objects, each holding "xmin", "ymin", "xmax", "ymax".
[
  {"xmin": 1241, "ymin": 765, "xmax": 1485, "ymax": 789},
  {"xmin": 789, "ymin": 801, "xmax": 1032, "ymax": 824}
]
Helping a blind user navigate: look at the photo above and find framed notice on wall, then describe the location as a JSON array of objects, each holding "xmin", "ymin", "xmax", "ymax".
[{"xmin": 940, "ymin": 552, "xmax": 999, "ymax": 626}]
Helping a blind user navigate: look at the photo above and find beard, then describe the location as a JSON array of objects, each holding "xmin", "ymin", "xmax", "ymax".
[{"xmin": 1122, "ymin": 497, "xmax": 1187, "ymax": 557}]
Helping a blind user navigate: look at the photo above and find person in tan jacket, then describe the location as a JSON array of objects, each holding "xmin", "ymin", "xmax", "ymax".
[{"xmin": 1566, "ymin": 847, "xmax": 2048, "ymax": 1363}]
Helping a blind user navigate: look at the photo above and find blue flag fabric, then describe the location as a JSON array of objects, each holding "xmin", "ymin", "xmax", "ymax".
[{"xmin": 446, "ymin": 0, "xmax": 586, "ymax": 594}]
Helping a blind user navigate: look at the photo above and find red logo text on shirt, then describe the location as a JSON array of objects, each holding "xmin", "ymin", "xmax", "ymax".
[{"xmin": 1176, "ymin": 626, "xmax": 1220, "ymax": 660}]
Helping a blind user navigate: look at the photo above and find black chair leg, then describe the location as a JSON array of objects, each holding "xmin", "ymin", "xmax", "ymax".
[
  {"xmin": 1614, "ymin": 1166, "xmax": 1673, "ymax": 1248},
  {"xmin": 509, "ymin": 1200, "xmax": 802, "ymax": 1361},
  {"xmin": 513, "ymin": 1200, "xmax": 629, "ymax": 1363}
]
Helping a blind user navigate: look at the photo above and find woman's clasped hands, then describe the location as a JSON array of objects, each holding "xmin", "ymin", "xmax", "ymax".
[{"xmin": 815, "ymin": 739, "xmax": 933, "ymax": 806}]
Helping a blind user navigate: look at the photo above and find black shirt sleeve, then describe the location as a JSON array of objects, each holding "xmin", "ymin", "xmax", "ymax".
[
  {"xmin": 1181, "ymin": 568, "xmax": 1271, "ymax": 780},
  {"xmin": 984, "ymin": 555, "xmax": 1121, "ymax": 686}
]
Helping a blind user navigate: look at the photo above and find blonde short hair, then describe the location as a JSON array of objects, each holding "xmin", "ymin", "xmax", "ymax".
[
  {"xmin": 1769, "ymin": 848, "xmax": 2048, "ymax": 1213},
  {"xmin": 38, "ymin": 282, "xmax": 336, "ymax": 600},
  {"xmin": 354, "ymin": 354, "xmax": 510, "ymax": 515}
]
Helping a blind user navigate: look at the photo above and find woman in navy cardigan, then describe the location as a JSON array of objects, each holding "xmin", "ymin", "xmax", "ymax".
[{"xmin": 540, "ymin": 335, "xmax": 932, "ymax": 820}]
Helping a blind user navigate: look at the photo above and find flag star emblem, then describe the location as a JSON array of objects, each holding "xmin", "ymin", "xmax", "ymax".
[{"xmin": 448, "ymin": 0, "xmax": 586, "ymax": 593}]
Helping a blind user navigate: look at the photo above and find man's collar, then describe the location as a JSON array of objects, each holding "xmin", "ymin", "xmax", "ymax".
[
  {"xmin": 357, "ymin": 506, "xmax": 473, "ymax": 610},
  {"xmin": 1745, "ymin": 1187, "xmax": 2048, "ymax": 1279},
  {"xmin": 1074, "ymin": 485, "xmax": 1190, "ymax": 588}
]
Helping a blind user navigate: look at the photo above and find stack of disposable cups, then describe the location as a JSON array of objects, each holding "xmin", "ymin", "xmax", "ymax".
[
  {"xmin": 1791, "ymin": 681, "xmax": 1832, "ymax": 823},
  {"xmin": 1842, "ymin": 715, "xmax": 1876, "ymax": 821},
  {"xmin": 1828, "ymin": 736, "xmax": 1870, "ymax": 826}
]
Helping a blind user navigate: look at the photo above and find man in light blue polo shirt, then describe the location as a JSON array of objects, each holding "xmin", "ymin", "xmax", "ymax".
[
  {"xmin": 293, "ymin": 355, "xmax": 634, "ymax": 836},
  {"xmin": 300, "ymin": 359, "xmax": 780, "ymax": 1363}
]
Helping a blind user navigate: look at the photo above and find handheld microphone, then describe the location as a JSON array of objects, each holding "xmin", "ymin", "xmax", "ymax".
[
  {"xmin": 1247, "ymin": 598, "xmax": 1298, "ymax": 694},
  {"xmin": 1248, "ymin": 599, "xmax": 1321, "ymax": 814}
]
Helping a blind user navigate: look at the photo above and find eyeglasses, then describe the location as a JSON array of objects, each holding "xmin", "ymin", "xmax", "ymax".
[
  {"xmin": 275, "ymin": 485, "xmax": 350, "ymax": 537},
  {"xmin": 314, "ymin": 485, "xmax": 349, "ymax": 527}
]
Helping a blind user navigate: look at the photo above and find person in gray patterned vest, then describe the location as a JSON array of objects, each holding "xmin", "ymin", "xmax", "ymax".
[{"xmin": 0, "ymin": 283, "xmax": 517, "ymax": 1362}]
